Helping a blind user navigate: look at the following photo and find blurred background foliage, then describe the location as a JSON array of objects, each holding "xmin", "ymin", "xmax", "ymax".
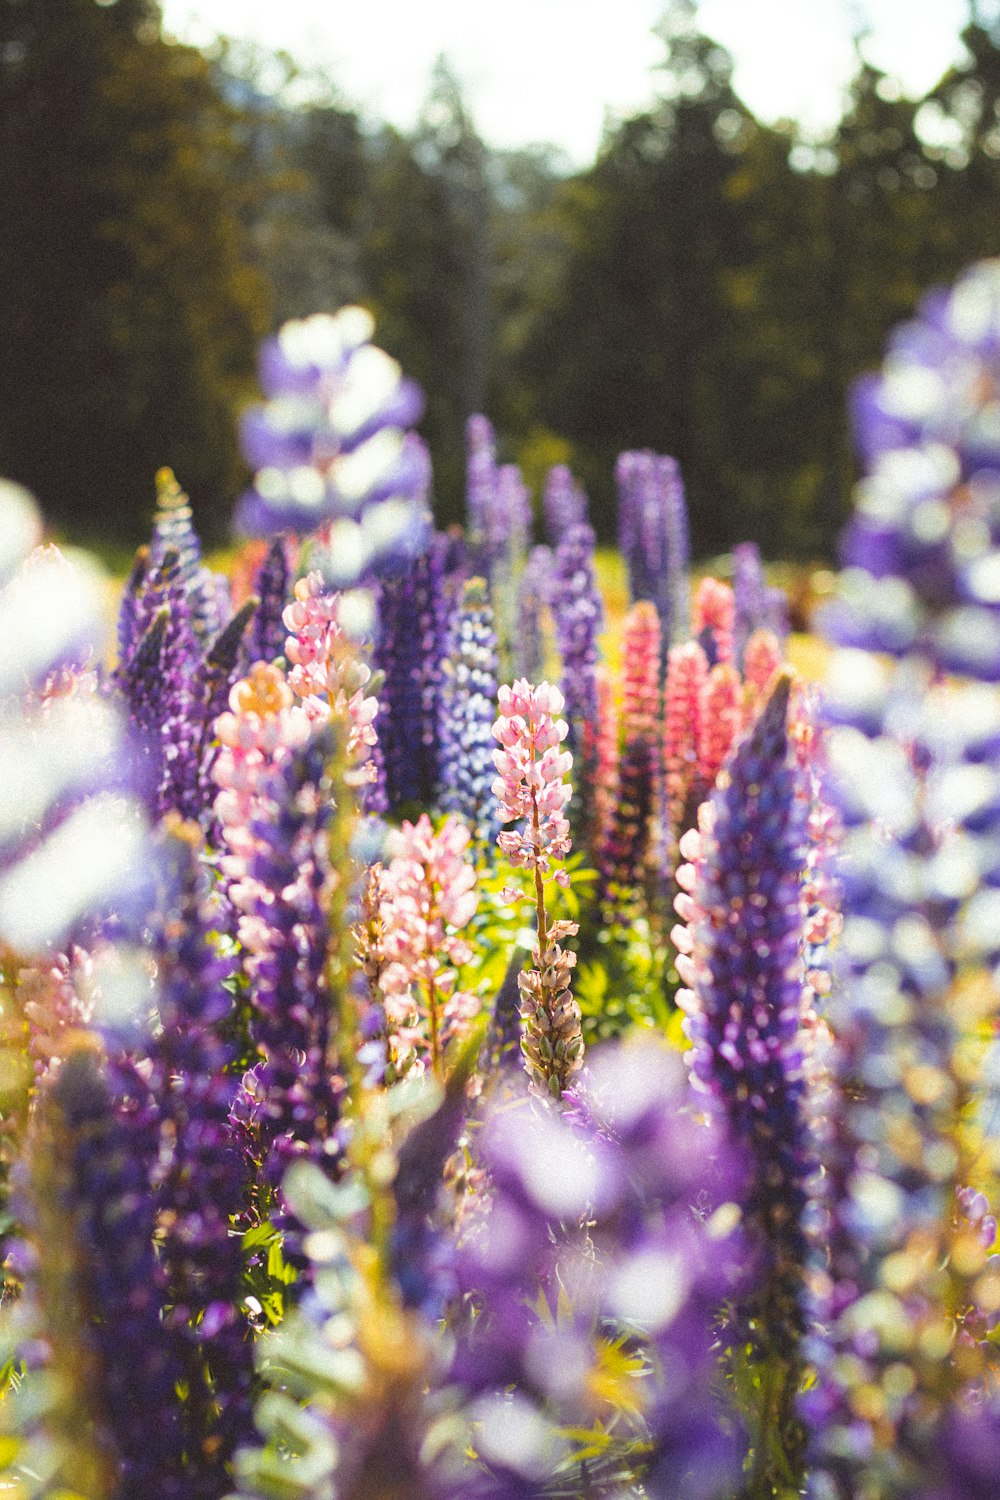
[{"xmin": 3, "ymin": 0, "xmax": 1000, "ymax": 556}]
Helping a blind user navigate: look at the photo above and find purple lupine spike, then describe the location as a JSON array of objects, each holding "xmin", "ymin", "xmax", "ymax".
[
  {"xmin": 616, "ymin": 450, "xmax": 690, "ymax": 652},
  {"xmin": 150, "ymin": 827, "xmax": 255, "ymax": 1482},
  {"xmin": 732, "ymin": 541, "xmax": 768, "ymax": 667},
  {"xmin": 236, "ymin": 309, "xmax": 427, "ymax": 585},
  {"xmin": 803, "ymin": 262, "xmax": 1000, "ymax": 1499},
  {"xmin": 672, "ymin": 673, "xmax": 814, "ymax": 1490},
  {"xmin": 150, "ymin": 468, "xmax": 227, "ymax": 642},
  {"xmin": 243, "ymin": 727, "xmax": 342, "ymax": 1192},
  {"xmin": 765, "ymin": 583, "xmax": 790, "ymax": 643},
  {"xmin": 47, "ymin": 1047, "xmax": 187, "ymax": 1498},
  {"xmin": 117, "ymin": 546, "xmax": 151, "ymax": 667},
  {"xmin": 245, "ymin": 537, "xmax": 291, "ymax": 667},
  {"xmin": 549, "ymin": 523, "xmax": 603, "ymax": 839},
  {"xmin": 542, "ymin": 463, "xmax": 587, "ymax": 545},
  {"xmin": 448, "ymin": 1041, "xmax": 744, "ymax": 1500},
  {"xmin": 514, "ymin": 544, "xmax": 552, "ymax": 683},
  {"xmin": 437, "ymin": 577, "xmax": 500, "ymax": 845},
  {"xmin": 374, "ymin": 536, "xmax": 448, "ymax": 810},
  {"xmin": 466, "ymin": 413, "xmax": 498, "ymax": 562}
]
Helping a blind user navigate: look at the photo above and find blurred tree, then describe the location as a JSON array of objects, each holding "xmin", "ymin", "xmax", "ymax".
[
  {"xmin": 360, "ymin": 58, "xmax": 492, "ymax": 523},
  {"xmin": 0, "ymin": 0, "xmax": 269, "ymax": 544},
  {"xmin": 511, "ymin": 2, "xmax": 757, "ymax": 552}
]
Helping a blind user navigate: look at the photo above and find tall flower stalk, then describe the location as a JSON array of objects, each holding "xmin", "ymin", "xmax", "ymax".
[
  {"xmin": 673, "ymin": 672, "xmax": 814, "ymax": 1496},
  {"xmin": 492, "ymin": 680, "xmax": 582, "ymax": 1095}
]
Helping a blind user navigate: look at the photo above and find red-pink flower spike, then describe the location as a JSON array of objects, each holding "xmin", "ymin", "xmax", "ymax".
[
  {"xmin": 491, "ymin": 678, "xmax": 583, "ymax": 1096},
  {"xmin": 743, "ymin": 628, "xmax": 784, "ymax": 712},
  {"xmin": 697, "ymin": 662, "xmax": 743, "ymax": 789},
  {"xmin": 376, "ymin": 813, "xmax": 479, "ymax": 1080},
  {"xmin": 598, "ymin": 602, "xmax": 661, "ymax": 918},
  {"xmin": 663, "ymin": 640, "xmax": 709, "ymax": 848},
  {"xmin": 593, "ymin": 666, "xmax": 619, "ymax": 861},
  {"xmin": 692, "ymin": 577, "xmax": 735, "ymax": 665}
]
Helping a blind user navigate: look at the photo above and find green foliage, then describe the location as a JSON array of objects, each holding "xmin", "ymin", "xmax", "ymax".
[{"xmin": 0, "ymin": 0, "xmax": 270, "ymax": 546}]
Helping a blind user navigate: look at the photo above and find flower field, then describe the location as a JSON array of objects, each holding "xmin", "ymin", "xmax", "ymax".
[{"xmin": 2, "ymin": 262, "xmax": 1000, "ymax": 1500}]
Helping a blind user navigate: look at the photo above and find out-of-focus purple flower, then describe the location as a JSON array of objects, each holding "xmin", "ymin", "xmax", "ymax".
[
  {"xmin": 0, "ymin": 490, "xmax": 155, "ymax": 961},
  {"xmin": 438, "ymin": 577, "xmax": 500, "ymax": 844},
  {"xmin": 150, "ymin": 825, "xmax": 255, "ymax": 1485},
  {"xmin": 549, "ymin": 524, "xmax": 603, "ymax": 837},
  {"xmin": 236, "ymin": 309, "xmax": 427, "ymax": 584},
  {"xmin": 732, "ymin": 541, "xmax": 768, "ymax": 668},
  {"xmin": 542, "ymin": 463, "xmax": 587, "ymax": 544},
  {"xmin": 448, "ymin": 1040, "xmax": 744, "ymax": 1500},
  {"xmin": 806, "ymin": 262, "xmax": 1000, "ymax": 1499},
  {"xmin": 150, "ymin": 467, "xmax": 229, "ymax": 642},
  {"xmin": 824, "ymin": 261, "xmax": 1000, "ymax": 677},
  {"xmin": 47, "ymin": 1046, "xmax": 187, "ymax": 1498},
  {"xmin": 615, "ymin": 450, "xmax": 690, "ymax": 651},
  {"xmin": 514, "ymin": 544, "xmax": 552, "ymax": 684},
  {"xmin": 244, "ymin": 536, "xmax": 292, "ymax": 667}
]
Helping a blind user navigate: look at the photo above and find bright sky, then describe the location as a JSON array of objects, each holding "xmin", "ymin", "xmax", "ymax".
[{"xmin": 160, "ymin": 0, "xmax": 977, "ymax": 166}]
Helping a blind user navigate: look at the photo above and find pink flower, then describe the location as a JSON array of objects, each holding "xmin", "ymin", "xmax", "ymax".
[
  {"xmin": 491, "ymin": 678, "xmax": 574, "ymax": 879},
  {"xmin": 697, "ymin": 662, "xmax": 743, "ymax": 789},
  {"xmin": 374, "ymin": 813, "xmax": 480, "ymax": 1079},
  {"xmin": 692, "ymin": 577, "xmax": 735, "ymax": 665},
  {"xmin": 282, "ymin": 572, "xmax": 380, "ymax": 777}
]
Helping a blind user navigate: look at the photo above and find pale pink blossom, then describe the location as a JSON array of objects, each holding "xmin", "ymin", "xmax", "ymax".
[
  {"xmin": 375, "ymin": 814, "xmax": 480, "ymax": 1079},
  {"xmin": 282, "ymin": 572, "xmax": 379, "ymax": 778}
]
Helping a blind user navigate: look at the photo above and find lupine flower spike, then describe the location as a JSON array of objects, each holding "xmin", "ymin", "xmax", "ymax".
[
  {"xmin": 673, "ymin": 671, "xmax": 814, "ymax": 1496},
  {"xmin": 376, "ymin": 813, "xmax": 479, "ymax": 1081},
  {"xmin": 492, "ymin": 679, "xmax": 583, "ymax": 1095}
]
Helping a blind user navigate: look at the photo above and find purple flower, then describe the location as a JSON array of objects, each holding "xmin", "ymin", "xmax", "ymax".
[
  {"xmin": 46, "ymin": 1048, "xmax": 187, "ymax": 1497},
  {"xmin": 513, "ymin": 545, "xmax": 552, "ymax": 684},
  {"xmin": 672, "ymin": 672, "xmax": 814, "ymax": 1487},
  {"xmin": 549, "ymin": 523, "xmax": 603, "ymax": 791},
  {"xmin": 437, "ymin": 577, "xmax": 500, "ymax": 844},
  {"xmin": 244, "ymin": 536, "xmax": 292, "ymax": 667},
  {"xmin": 236, "ymin": 309, "xmax": 427, "ymax": 583},
  {"xmin": 615, "ymin": 450, "xmax": 690, "ymax": 651},
  {"xmin": 150, "ymin": 827, "xmax": 255, "ymax": 1484},
  {"xmin": 374, "ymin": 535, "xmax": 451, "ymax": 810},
  {"xmin": 235, "ymin": 728, "xmax": 343, "ymax": 1197},
  {"xmin": 542, "ymin": 463, "xmax": 587, "ymax": 545},
  {"xmin": 448, "ymin": 1040, "xmax": 744, "ymax": 1500}
]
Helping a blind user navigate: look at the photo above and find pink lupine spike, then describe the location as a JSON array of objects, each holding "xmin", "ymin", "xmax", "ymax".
[
  {"xmin": 491, "ymin": 678, "xmax": 583, "ymax": 1096},
  {"xmin": 282, "ymin": 572, "xmax": 380, "ymax": 782},
  {"xmin": 697, "ymin": 662, "xmax": 743, "ymax": 788},
  {"xmin": 663, "ymin": 639, "xmax": 709, "ymax": 850},
  {"xmin": 692, "ymin": 577, "xmax": 735, "ymax": 665},
  {"xmin": 742, "ymin": 628, "xmax": 784, "ymax": 713},
  {"xmin": 598, "ymin": 602, "xmax": 661, "ymax": 922},
  {"xmin": 372, "ymin": 813, "xmax": 480, "ymax": 1081},
  {"xmin": 592, "ymin": 667, "xmax": 619, "ymax": 865}
]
